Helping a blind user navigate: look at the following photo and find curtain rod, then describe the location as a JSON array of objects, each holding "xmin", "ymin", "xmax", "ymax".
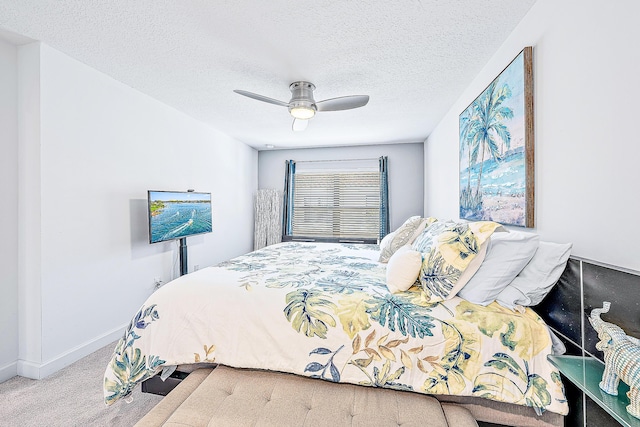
[{"xmin": 295, "ymin": 157, "xmax": 379, "ymax": 164}]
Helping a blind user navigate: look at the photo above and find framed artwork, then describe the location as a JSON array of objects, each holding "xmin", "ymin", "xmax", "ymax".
[{"xmin": 459, "ymin": 47, "xmax": 534, "ymax": 227}]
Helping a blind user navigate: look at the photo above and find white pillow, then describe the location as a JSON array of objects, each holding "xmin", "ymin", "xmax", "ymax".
[
  {"xmin": 457, "ymin": 230, "xmax": 540, "ymax": 305},
  {"xmin": 386, "ymin": 245, "xmax": 422, "ymax": 293},
  {"xmin": 496, "ymin": 241, "xmax": 572, "ymax": 309}
]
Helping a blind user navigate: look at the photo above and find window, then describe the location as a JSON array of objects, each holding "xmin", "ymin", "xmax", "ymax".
[{"xmin": 283, "ymin": 157, "xmax": 389, "ymax": 243}]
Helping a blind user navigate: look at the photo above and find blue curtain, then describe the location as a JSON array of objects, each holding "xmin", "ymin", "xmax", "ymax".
[
  {"xmin": 379, "ymin": 156, "xmax": 389, "ymax": 240},
  {"xmin": 282, "ymin": 160, "xmax": 296, "ymax": 236}
]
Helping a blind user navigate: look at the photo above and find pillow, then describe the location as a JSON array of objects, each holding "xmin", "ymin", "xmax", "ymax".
[
  {"xmin": 385, "ymin": 245, "xmax": 422, "ymax": 293},
  {"xmin": 447, "ymin": 239, "xmax": 489, "ymax": 297},
  {"xmin": 409, "ymin": 216, "xmax": 438, "ymax": 244},
  {"xmin": 457, "ymin": 229, "xmax": 540, "ymax": 306},
  {"xmin": 412, "ymin": 221, "xmax": 501, "ymax": 302},
  {"xmin": 496, "ymin": 241, "xmax": 573, "ymax": 310},
  {"xmin": 378, "ymin": 216, "xmax": 437, "ymax": 263},
  {"xmin": 378, "ymin": 231, "xmax": 397, "ymax": 260},
  {"xmin": 411, "ymin": 220, "xmax": 451, "ymax": 253}
]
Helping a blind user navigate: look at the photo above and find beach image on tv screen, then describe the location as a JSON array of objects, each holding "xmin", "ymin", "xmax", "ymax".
[{"xmin": 149, "ymin": 191, "xmax": 212, "ymax": 243}]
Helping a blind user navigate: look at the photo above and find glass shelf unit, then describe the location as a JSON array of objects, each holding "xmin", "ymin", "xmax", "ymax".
[{"xmin": 548, "ymin": 355, "xmax": 640, "ymax": 427}]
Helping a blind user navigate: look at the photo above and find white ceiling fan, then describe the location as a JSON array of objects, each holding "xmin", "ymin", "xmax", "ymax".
[{"xmin": 234, "ymin": 81, "xmax": 369, "ymax": 131}]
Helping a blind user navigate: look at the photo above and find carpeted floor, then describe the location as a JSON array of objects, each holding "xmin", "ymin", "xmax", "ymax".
[{"xmin": 0, "ymin": 342, "xmax": 163, "ymax": 427}]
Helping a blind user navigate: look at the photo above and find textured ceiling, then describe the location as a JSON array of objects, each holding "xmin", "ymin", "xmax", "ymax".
[{"xmin": 0, "ymin": 1, "xmax": 536, "ymax": 150}]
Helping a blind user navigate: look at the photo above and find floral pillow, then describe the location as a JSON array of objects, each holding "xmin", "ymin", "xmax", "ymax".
[
  {"xmin": 378, "ymin": 216, "xmax": 438, "ymax": 263},
  {"xmin": 411, "ymin": 220, "xmax": 502, "ymax": 302}
]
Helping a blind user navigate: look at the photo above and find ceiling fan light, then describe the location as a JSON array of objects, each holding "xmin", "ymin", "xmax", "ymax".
[{"xmin": 289, "ymin": 106, "xmax": 316, "ymax": 120}]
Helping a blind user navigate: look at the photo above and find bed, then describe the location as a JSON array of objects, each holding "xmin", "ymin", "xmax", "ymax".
[{"xmin": 104, "ymin": 218, "xmax": 571, "ymax": 426}]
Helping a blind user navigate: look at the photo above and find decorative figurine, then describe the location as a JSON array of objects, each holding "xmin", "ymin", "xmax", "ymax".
[{"xmin": 589, "ymin": 302, "xmax": 640, "ymax": 419}]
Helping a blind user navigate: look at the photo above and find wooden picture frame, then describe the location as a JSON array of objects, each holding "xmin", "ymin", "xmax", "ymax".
[{"xmin": 459, "ymin": 47, "xmax": 534, "ymax": 227}]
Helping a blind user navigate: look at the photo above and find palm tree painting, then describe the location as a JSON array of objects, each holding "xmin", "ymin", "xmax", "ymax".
[{"xmin": 459, "ymin": 47, "xmax": 534, "ymax": 227}]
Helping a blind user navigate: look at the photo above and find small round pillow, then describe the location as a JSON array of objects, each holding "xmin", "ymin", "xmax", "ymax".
[{"xmin": 386, "ymin": 245, "xmax": 422, "ymax": 293}]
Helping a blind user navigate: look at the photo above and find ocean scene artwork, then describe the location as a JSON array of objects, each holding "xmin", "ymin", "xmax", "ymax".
[
  {"xmin": 459, "ymin": 47, "xmax": 534, "ymax": 227},
  {"xmin": 149, "ymin": 191, "xmax": 212, "ymax": 243}
]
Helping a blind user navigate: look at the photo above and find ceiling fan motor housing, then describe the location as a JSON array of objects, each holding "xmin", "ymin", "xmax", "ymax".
[{"xmin": 288, "ymin": 81, "xmax": 317, "ymax": 116}]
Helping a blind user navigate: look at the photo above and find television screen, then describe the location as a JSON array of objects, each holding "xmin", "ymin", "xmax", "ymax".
[{"xmin": 148, "ymin": 190, "xmax": 212, "ymax": 244}]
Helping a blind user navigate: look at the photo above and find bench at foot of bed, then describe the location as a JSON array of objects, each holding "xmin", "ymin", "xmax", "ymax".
[{"xmin": 134, "ymin": 365, "xmax": 477, "ymax": 427}]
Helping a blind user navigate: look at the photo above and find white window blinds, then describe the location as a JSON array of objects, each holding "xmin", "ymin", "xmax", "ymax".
[{"xmin": 291, "ymin": 161, "xmax": 381, "ymax": 240}]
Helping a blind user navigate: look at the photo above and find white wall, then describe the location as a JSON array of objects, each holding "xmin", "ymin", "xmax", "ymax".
[
  {"xmin": 0, "ymin": 38, "xmax": 19, "ymax": 382},
  {"xmin": 259, "ymin": 143, "xmax": 424, "ymax": 231},
  {"xmin": 16, "ymin": 42, "xmax": 257, "ymax": 378},
  {"xmin": 424, "ymin": 0, "xmax": 640, "ymax": 272}
]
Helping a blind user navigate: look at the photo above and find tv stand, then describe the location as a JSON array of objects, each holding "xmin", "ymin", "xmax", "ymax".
[{"xmin": 179, "ymin": 237, "xmax": 188, "ymax": 276}]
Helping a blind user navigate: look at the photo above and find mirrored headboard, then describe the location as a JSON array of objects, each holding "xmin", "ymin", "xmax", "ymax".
[{"xmin": 536, "ymin": 257, "xmax": 640, "ymax": 426}]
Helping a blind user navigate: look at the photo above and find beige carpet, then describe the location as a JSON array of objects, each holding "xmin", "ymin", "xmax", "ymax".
[{"xmin": 0, "ymin": 342, "xmax": 163, "ymax": 427}]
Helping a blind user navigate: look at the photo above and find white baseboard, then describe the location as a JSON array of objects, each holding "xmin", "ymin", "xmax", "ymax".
[
  {"xmin": 16, "ymin": 323, "xmax": 127, "ymax": 379},
  {"xmin": 0, "ymin": 361, "xmax": 18, "ymax": 383},
  {"xmin": 16, "ymin": 359, "xmax": 41, "ymax": 379}
]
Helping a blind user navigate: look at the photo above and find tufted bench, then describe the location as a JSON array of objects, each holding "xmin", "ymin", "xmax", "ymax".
[{"xmin": 134, "ymin": 366, "xmax": 478, "ymax": 427}]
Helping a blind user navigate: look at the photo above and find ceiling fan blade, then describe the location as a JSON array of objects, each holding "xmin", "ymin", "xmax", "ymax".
[
  {"xmin": 292, "ymin": 118, "xmax": 309, "ymax": 132},
  {"xmin": 233, "ymin": 90, "xmax": 290, "ymax": 107},
  {"xmin": 316, "ymin": 95, "xmax": 369, "ymax": 112}
]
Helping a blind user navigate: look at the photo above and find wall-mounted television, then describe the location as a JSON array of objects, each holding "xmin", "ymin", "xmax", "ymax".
[{"xmin": 148, "ymin": 190, "xmax": 212, "ymax": 244}]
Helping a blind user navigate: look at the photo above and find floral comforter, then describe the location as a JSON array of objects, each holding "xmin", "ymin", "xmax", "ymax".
[{"xmin": 104, "ymin": 242, "xmax": 568, "ymax": 415}]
